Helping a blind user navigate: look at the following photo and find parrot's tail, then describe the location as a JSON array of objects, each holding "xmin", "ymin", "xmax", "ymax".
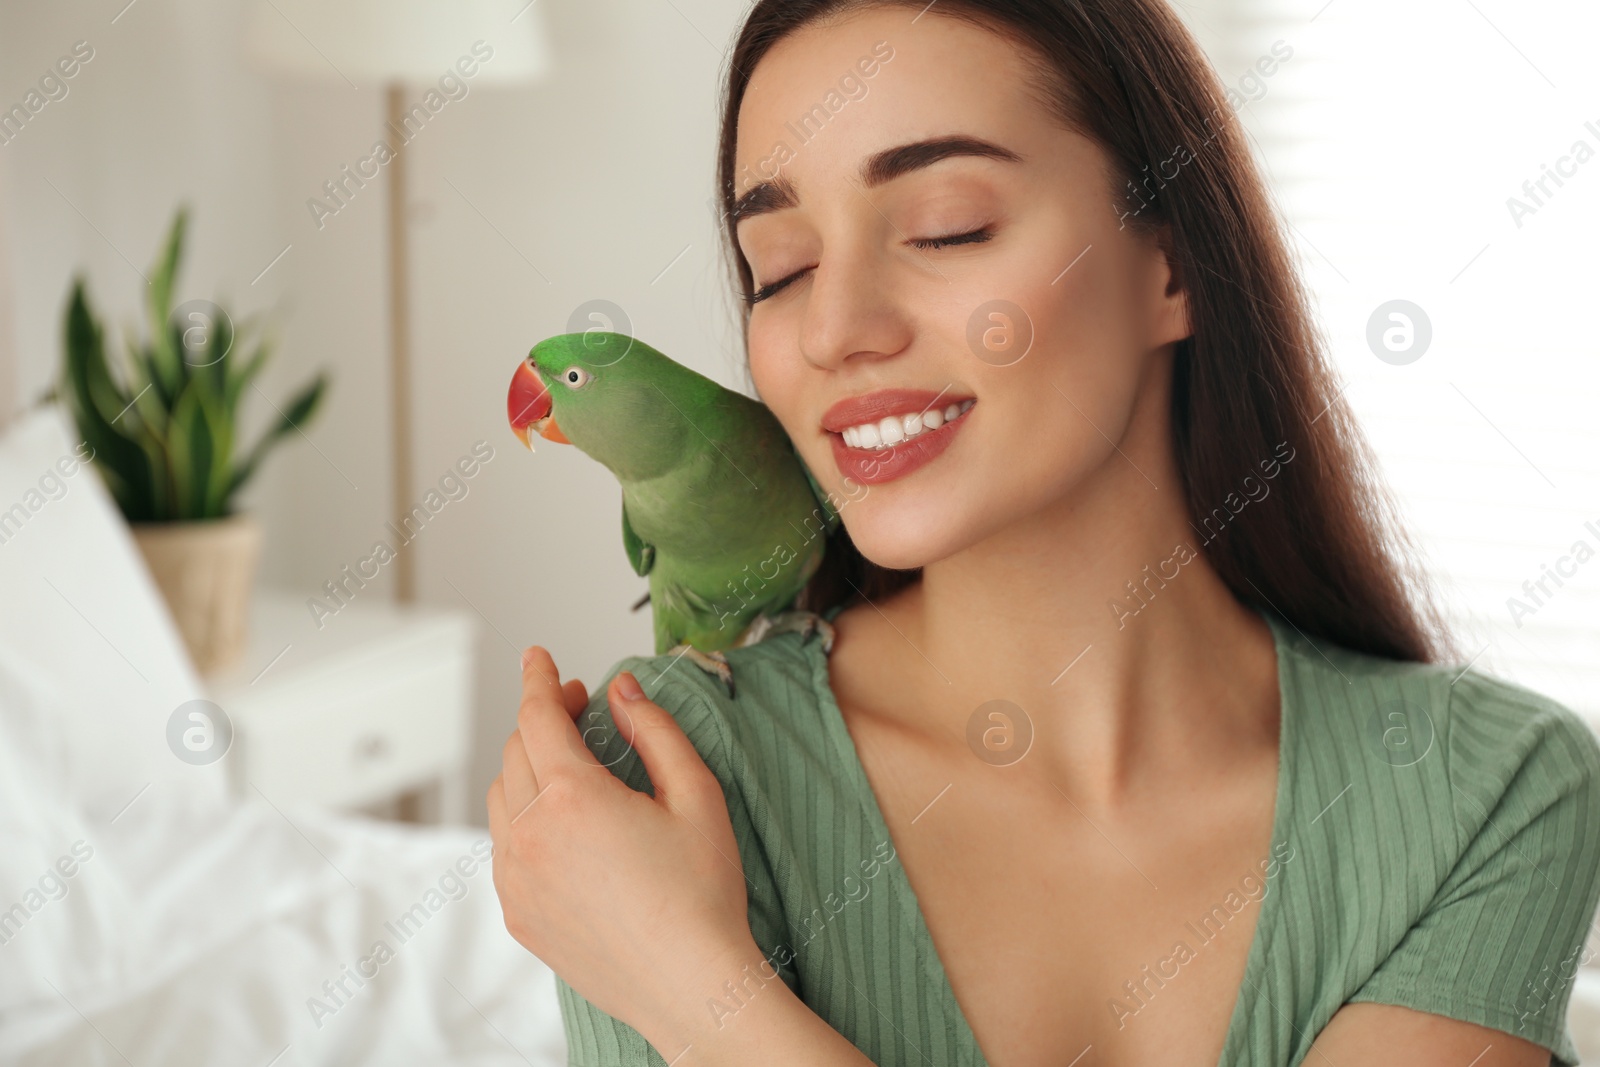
[{"xmin": 630, "ymin": 590, "xmax": 651, "ymax": 612}]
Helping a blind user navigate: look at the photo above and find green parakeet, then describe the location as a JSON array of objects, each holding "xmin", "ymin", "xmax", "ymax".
[{"xmin": 507, "ymin": 331, "xmax": 839, "ymax": 696}]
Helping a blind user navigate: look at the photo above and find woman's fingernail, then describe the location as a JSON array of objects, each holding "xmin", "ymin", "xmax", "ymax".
[{"xmin": 615, "ymin": 671, "xmax": 644, "ymax": 701}]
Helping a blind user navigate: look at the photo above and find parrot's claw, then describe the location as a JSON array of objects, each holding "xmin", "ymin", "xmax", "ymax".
[
  {"xmin": 667, "ymin": 643, "xmax": 736, "ymax": 699},
  {"xmin": 752, "ymin": 610, "xmax": 836, "ymax": 656}
]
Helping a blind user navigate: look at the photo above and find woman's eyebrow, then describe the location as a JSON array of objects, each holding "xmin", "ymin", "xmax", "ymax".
[{"xmin": 730, "ymin": 135, "xmax": 1022, "ymax": 224}]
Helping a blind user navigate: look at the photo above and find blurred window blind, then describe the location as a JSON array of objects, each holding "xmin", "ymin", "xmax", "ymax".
[{"xmin": 1195, "ymin": 0, "xmax": 1600, "ymax": 724}]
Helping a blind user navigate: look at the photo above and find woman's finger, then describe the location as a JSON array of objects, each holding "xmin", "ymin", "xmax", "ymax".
[
  {"xmin": 484, "ymin": 775, "xmax": 516, "ymax": 932},
  {"xmin": 561, "ymin": 677, "xmax": 589, "ymax": 721},
  {"xmin": 500, "ymin": 727, "xmax": 539, "ymax": 819},
  {"xmin": 607, "ymin": 672, "xmax": 720, "ymax": 813},
  {"xmin": 520, "ymin": 646, "xmax": 601, "ymax": 779},
  {"xmin": 485, "ymin": 774, "xmax": 509, "ymax": 857}
]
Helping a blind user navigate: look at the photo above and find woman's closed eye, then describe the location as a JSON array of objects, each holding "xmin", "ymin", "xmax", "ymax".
[
  {"xmin": 908, "ymin": 226, "xmax": 994, "ymax": 252},
  {"xmin": 745, "ymin": 261, "xmax": 813, "ymax": 307},
  {"xmin": 745, "ymin": 226, "xmax": 997, "ymax": 305}
]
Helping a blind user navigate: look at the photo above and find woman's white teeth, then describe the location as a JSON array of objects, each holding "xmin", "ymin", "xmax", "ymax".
[{"xmin": 841, "ymin": 399, "xmax": 973, "ymax": 450}]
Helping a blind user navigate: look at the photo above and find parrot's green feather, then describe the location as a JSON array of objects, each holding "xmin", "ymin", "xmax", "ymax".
[
  {"xmin": 650, "ymin": 579, "xmax": 724, "ymax": 656},
  {"xmin": 797, "ymin": 449, "xmax": 841, "ymax": 535},
  {"xmin": 620, "ymin": 498, "xmax": 653, "ymax": 576}
]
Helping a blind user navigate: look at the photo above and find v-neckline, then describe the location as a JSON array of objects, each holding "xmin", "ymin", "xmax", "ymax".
[{"xmin": 802, "ymin": 601, "xmax": 1295, "ymax": 1067}]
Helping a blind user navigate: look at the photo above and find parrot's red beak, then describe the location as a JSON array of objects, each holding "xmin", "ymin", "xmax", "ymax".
[{"xmin": 508, "ymin": 361, "xmax": 570, "ymax": 448}]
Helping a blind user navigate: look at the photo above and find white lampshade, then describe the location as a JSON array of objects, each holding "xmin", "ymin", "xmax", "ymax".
[{"xmin": 244, "ymin": 0, "xmax": 552, "ymax": 86}]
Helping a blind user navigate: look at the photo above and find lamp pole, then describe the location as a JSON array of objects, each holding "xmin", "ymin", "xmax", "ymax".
[{"xmin": 385, "ymin": 83, "xmax": 416, "ymax": 604}]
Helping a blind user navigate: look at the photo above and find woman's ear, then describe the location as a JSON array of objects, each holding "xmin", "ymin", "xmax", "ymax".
[{"xmin": 1149, "ymin": 222, "xmax": 1193, "ymax": 346}]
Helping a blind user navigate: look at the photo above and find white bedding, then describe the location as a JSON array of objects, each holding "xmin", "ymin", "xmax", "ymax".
[
  {"xmin": 0, "ymin": 406, "xmax": 568, "ymax": 1066},
  {"xmin": 0, "ymin": 788, "xmax": 568, "ymax": 1066}
]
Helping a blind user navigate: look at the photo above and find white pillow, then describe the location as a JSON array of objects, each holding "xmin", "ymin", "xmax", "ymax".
[
  {"xmin": 0, "ymin": 641, "xmax": 129, "ymax": 1011},
  {"xmin": 0, "ymin": 403, "xmax": 227, "ymax": 818}
]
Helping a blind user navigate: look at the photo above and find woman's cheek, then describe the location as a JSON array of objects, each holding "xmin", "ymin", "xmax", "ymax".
[
  {"xmin": 749, "ymin": 337, "xmax": 796, "ymax": 433},
  {"xmin": 747, "ymin": 337, "xmax": 829, "ymax": 491}
]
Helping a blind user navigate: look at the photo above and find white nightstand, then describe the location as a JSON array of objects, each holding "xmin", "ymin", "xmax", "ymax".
[{"xmin": 204, "ymin": 586, "xmax": 476, "ymax": 823}]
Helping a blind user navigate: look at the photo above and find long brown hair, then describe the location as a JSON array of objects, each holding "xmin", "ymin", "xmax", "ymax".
[{"xmin": 715, "ymin": 0, "xmax": 1452, "ymax": 663}]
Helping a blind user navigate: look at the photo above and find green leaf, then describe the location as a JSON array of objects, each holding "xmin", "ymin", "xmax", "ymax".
[
  {"xmin": 166, "ymin": 381, "xmax": 206, "ymax": 520},
  {"xmin": 143, "ymin": 207, "xmax": 188, "ymax": 402},
  {"xmin": 127, "ymin": 342, "xmax": 171, "ymax": 439},
  {"xmin": 135, "ymin": 430, "xmax": 171, "ymax": 521},
  {"xmin": 224, "ymin": 336, "xmax": 270, "ymax": 423},
  {"xmin": 200, "ymin": 305, "xmax": 233, "ymax": 392},
  {"xmin": 60, "ymin": 279, "xmax": 153, "ymax": 519},
  {"xmin": 194, "ymin": 375, "xmax": 233, "ymax": 518},
  {"xmin": 228, "ymin": 372, "xmax": 328, "ymax": 498}
]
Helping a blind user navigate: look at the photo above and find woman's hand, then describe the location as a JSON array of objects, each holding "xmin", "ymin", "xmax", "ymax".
[{"xmin": 486, "ymin": 647, "xmax": 759, "ymax": 1051}]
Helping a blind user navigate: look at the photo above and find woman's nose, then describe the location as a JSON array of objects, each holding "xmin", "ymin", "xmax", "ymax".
[{"xmin": 796, "ymin": 243, "xmax": 913, "ymax": 371}]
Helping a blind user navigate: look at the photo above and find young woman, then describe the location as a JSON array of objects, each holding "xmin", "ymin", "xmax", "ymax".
[{"xmin": 486, "ymin": 1, "xmax": 1600, "ymax": 1064}]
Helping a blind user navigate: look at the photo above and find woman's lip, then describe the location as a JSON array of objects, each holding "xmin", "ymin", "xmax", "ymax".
[
  {"xmin": 821, "ymin": 387, "xmax": 973, "ymax": 434},
  {"xmin": 827, "ymin": 403, "xmax": 971, "ymax": 486}
]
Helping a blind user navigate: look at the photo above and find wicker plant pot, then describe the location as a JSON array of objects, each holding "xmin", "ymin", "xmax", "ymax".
[{"xmin": 131, "ymin": 514, "xmax": 262, "ymax": 675}]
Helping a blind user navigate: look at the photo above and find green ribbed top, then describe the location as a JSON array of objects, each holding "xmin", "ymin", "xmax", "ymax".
[{"xmin": 557, "ymin": 606, "xmax": 1600, "ymax": 1066}]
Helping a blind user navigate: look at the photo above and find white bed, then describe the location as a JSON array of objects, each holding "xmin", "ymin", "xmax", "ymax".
[{"xmin": 0, "ymin": 405, "xmax": 567, "ymax": 1066}]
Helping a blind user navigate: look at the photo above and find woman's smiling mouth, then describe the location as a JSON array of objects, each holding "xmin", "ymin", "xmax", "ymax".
[{"xmin": 821, "ymin": 388, "xmax": 976, "ymax": 485}]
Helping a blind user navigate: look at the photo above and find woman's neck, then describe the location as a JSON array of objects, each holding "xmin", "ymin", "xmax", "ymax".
[{"xmin": 841, "ymin": 442, "xmax": 1280, "ymax": 811}]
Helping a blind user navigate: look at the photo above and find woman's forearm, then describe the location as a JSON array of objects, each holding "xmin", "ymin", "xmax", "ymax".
[{"xmin": 637, "ymin": 939, "xmax": 877, "ymax": 1067}]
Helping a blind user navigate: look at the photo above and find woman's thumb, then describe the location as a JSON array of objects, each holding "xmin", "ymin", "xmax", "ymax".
[{"xmin": 609, "ymin": 671, "xmax": 721, "ymax": 810}]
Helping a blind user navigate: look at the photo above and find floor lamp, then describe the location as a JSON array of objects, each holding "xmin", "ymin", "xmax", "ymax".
[{"xmin": 245, "ymin": 0, "xmax": 550, "ymax": 603}]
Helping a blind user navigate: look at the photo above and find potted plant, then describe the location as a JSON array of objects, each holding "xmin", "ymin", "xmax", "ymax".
[{"xmin": 56, "ymin": 206, "xmax": 328, "ymax": 673}]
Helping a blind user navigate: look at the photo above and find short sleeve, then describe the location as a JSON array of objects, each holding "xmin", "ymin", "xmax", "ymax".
[
  {"xmin": 553, "ymin": 654, "xmax": 797, "ymax": 1067},
  {"xmin": 1348, "ymin": 683, "xmax": 1600, "ymax": 1066}
]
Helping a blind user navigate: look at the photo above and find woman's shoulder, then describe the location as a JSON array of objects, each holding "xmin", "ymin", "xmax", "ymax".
[
  {"xmin": 1439, "ymin": 665, "xmax": 1600, "ymax": 818},
  {"xmin": 1271, "ymin": 616, "xmax": 1600, "ymax": 825},
  {"xmin": 580, "ymin": 628, "xmax": 840, "ymax": 789},
  {"xmin": 1275, "ymin": 624, "xmax": 1600, "ymax": 1061}
]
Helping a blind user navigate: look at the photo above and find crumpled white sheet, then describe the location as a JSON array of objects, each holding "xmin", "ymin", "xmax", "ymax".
[{"xmin": 0, "ymin": 695, "xmax": 567, "ymax": 1067}]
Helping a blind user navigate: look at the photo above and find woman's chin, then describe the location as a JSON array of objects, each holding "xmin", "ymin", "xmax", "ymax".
[{"xmin": 845, "ymin": 522, "xmax": 970, "ymax": 573}]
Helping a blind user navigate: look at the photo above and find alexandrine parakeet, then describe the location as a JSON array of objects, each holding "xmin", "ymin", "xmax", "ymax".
[{"xmin": 507, "ymin": 331, "xmax": 839, "ymax": 696}]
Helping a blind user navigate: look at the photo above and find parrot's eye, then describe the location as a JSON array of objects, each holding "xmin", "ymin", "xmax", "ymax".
[{"xmin": 560, "ymin": 366, "xmax": 593, "ymax": 388}]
